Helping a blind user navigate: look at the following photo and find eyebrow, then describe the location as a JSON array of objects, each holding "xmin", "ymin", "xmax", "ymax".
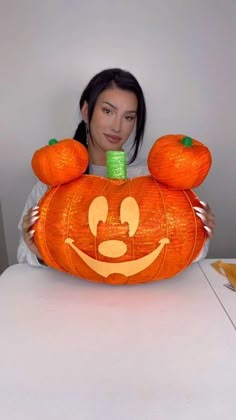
[{"xmin": 102, "ymin": 101, "xmax": 137, "ymax": 114}]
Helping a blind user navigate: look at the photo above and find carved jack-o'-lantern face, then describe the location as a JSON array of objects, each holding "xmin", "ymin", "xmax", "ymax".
[
  {"xmin": 65, "ymin": 194, "xmax": 170, "ymax": 278},
  {"xmin": 34, "ymin": 175, "xmax": 205, "ymax": 285}
]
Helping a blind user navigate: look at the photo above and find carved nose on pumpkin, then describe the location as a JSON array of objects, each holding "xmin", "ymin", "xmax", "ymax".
[{"xmin": 98, "ymin": 240, "xmax": 127, "ymax": 258}]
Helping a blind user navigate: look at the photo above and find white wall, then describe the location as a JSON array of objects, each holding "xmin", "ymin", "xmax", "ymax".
[{"xmin": 0, "ymin": 0, "xmax": 235, "ymax": 264}]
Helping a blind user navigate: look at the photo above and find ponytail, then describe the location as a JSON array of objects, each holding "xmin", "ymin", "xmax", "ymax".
[
  {"xmin": 73, "ymin": 120, "xmax": 87, "ymax": 149},
  {"xmin": 73, "ymin": 120, "xmax": 89, "ymax": 174}
]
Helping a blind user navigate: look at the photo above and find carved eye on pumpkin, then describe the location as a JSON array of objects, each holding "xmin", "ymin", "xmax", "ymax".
[
  {"xmin": 88, "ymin": 196, "xmax": 140, "ymax": 238},
  {"xmin": 120, "ymin": 197, "xmax": 140, "ymax": 237},
  {"xmin": 88, "ymin": 196, "xmax": 109, "ymax": 236}
]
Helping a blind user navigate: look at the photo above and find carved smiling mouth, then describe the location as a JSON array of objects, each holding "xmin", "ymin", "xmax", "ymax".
[{"xmin": 65, "ymin": 237, "xmax": 170, "ymax": 277}]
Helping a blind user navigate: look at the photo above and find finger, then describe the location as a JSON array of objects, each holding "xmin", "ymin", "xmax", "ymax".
[
  {"xmin": 200, "ymin": 202, "xmax": 213, "ymax": 218},
  {"xmin": 193, "ymin": 206, "xmax": 205, "ymax": 214},
  {"xmin": 195, "ymin": 211, "xmax": 206, "ymax": 223},
  {"xmin": 197, "ymin": 214, "xmax": 215, "ymax": 229},
  {"xmin": 204, "ymin": 226, "xmax": 214, "ymax": 238},
  {"xmin": 23, "ymin": 212, "xmax": 39, "ymax": 225},
  {"xmin": 193, "ymin": 206, "xmax": 214, "ymax": 217},
  {"xmin": 22, "ymin": 217, "xmax": 39, "ymax": 232},
  {"xmin": 27, "ymin": 206, "xmax": 39, "ymax": 216},
  {"xmin": 194, "ymin": 209, "xmax": 215, "ymax": 236},
  {"xmin": 195, "ymin": 215, "xmax": 215, "ymax": 231},
  {"xmin": 203, "ymin": 211, "xmax": 216, "ymax": 226},
  {"xmin": 23, "ymin": 229, "xmax": 35, "ymax": 245},
  {"xmin": 23, "ymin": 227, "xmax": 34, "ymax": 237},
  {"xmin": 22, "ymin": 210, "xmax": 39, "ymax": 231},
  {"xmin": 205, "ymin": 222, "xmax": 215, "ymax": 231},
  {"xmin": 29, "ymin": 229, "xmax": 35, "ymax": 237},
  {"xmin": 205, "ymin": 217, "xmax": 215, "ymax": 228},
  {"xmin": 193, "ymin": 207, "xmax": 215, "ymax": 224},
  {"xmin": 200, "ymin": 201, "xmax": 210, "ymax": 209}
]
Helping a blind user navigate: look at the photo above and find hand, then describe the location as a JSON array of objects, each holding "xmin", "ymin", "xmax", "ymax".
[
  {"xmin": 22, "ymin": 206, "xmax": 42, "ymax": 259},
  {"xmin": 193, "ymin": 201, "xmax": 215, "ymax": 238}
]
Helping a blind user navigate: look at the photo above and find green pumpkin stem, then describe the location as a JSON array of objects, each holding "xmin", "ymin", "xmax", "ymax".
[
  {"xmin": 181, "ymin": 136, "xmax": 193, "ymax": 147},
  {"xmin": 106, "ymin": 151, "xmax": 127, "ymax": 179},
  {"xmin": 48, "ymin": 138, "xmax": 58, "ymax": 145}
]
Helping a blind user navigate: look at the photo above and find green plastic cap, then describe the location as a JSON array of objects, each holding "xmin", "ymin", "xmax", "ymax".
[
  {"xmin": 48, "ymin": 138, "xmax": 58, "ymax": 145},
  {"xmin": 181, "ymin": 136, "xmax": 193, "ymax": 147},
  {"xmin": 106, "ymin": 151, "xmax": 127, "ymax": 179}
]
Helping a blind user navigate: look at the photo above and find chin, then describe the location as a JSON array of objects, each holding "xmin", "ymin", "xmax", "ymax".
[
  {"xmin": 109, "ymin": 144, "xmax": 123, "ymax": 150},
  {"xmin": 103, "ymin": 143, "xmax": 122, "ymax": 152}
]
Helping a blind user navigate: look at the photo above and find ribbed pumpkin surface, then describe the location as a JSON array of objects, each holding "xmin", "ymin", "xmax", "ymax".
[
  {"xmin": 32, "ymin": 139, "xmax": 88, "ymax": 186},
  {"xmin": 148, "ymin": 134, "xmax": 212, "ymax": 189},
  {"xmin": 34, "ymin": 175, "xmax": 207, "ymax": 285}
]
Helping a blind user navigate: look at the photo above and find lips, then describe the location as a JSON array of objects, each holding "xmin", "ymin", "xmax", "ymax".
[{"xmin": 104, "ymin": 134, "xmax": 122, "ymax": 144}]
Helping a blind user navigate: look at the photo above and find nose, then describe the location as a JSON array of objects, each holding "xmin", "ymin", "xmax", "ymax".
[
  {"xmin": 98, "ymin": 240, "xmax": 127, "ymax": 258},
  {"xmin": 111, "ymin": 115, "xmax": 122, "ymax": 133}
]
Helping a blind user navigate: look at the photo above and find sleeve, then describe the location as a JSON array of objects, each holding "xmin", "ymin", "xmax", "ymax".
[
  {"xmin": 192, "ymin": 239, "xmax": 210, "ymax": 263},
  {"xmin": 17, "ymin": 181, "xmax": 48, "ymax": 267}
]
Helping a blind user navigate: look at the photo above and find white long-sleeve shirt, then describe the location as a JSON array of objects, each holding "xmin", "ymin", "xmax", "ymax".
[{"xmin": 17, "ymin": 161, "xmax": 209, "ymax": 266}]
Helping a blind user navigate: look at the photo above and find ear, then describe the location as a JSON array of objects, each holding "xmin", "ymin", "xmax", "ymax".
[
  {"xmin": 81, "ymin": 101, "xmax": 89, "ymax": 123},
  {"xmin": 32, "ymin": 139, "xmax": 89, "ymax": 186}
]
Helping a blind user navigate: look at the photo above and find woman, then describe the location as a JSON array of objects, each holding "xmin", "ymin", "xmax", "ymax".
[{"xmin": 17, "ymin": 68, "xmax": 215, "ymax": 266}]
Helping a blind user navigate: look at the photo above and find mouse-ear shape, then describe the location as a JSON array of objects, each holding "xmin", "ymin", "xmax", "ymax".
[
  {"xmin": 31, "ymin": 138, "xmax": 89, "ymax": 186},
  {"xmin": 147, "ymin": 134, "xmax": 212, "ymax": 189}
]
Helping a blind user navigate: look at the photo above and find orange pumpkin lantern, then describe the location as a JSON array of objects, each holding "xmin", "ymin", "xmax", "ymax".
[
  {"xmin": 32, "ymin": 138, "xmax": 88, "ymax": 186},
  {"xmin": 32, "ymin": 135, "xmax": 212, "ymax": 285},
  {"xmin": 148, "ymin": 134, "xmax": 212, "ymax": 189}
]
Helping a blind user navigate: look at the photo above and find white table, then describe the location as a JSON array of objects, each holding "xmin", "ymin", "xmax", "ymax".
[{"xmin": 0, "ymin": 261, "xmax": 235, "ymax": 420}]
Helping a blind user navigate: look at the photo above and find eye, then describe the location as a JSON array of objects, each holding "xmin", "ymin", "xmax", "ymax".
[
  {"xmin": 125, "ymin": 115, "xmax": 136, "ymax": 122},
  {"xmin": 88, "ymin": 196, "xmax": 109, "ymax": 236},
  {"xmin": 102, "ymin": 107, "xmax": 112, "ymax": 115},
  {"xmin": 120, "ymin": 197, "xmax": 140, "ymax": 237}
]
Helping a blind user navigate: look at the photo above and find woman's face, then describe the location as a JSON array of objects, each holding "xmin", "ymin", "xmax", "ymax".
[{"xmin": 82, "ymin": 87, "xmax": 138, "ymax": 165}]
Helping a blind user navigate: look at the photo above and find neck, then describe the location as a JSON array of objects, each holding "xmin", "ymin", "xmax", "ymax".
[{"xmin": 88, "ymin": 142, "xmax": 106, "ymax": 166}]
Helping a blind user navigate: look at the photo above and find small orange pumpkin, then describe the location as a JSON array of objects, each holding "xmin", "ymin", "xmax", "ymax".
[
  {"xmin": 148, "ymin": 134, "xmax": 212, "ymax": 189},
  {"xmin": 32, "ymin": 135, "xmax": 212, "ymax": 285},
  {"xmin": 32, "ymin": 138, "xmax": 88, "ymax": 186}
]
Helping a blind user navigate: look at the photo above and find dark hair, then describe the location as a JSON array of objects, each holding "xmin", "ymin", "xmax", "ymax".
[{"xmin": 73, "ymin": 68, "xmax": 146, "ymax": 164}]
